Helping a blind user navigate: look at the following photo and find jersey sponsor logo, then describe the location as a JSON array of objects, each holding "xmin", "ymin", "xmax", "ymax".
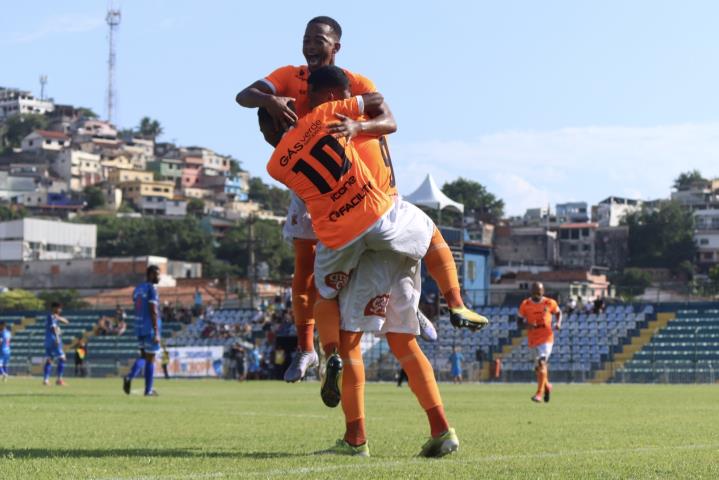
[
  {"xmin": 325, "ymin": 271, "xmax": 350, "ymax": 291},
  {"xmin": 279, "ymin": 120, "xmax": 323, "ymax": 166},
  {"xmin": 364, "ymin": 294, "xmax": 390, "ymax": 317},
  {"xmin": 330, "ymin": 175, "xmax": 356, "ymax": 201},
  {"xmin": 328, "ymin": 181, "xmax": 374, "ymax": 222}
]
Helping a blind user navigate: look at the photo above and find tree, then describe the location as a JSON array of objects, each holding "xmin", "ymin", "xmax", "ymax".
[
  {"xmin": 441, "ymin": 178, "xmax": 505, "ymax": 224},
  {"xmin": 216, "ymin": 218, "xmax": 294, "ymax": 280},
  {"xmin": 0, "ymin": 113, "xmax": 48, "ymax": 150},
  {"xmin": 228, "ymin": 156, "xmax": 244, "ymax": 175},
  {"xmin": 248, "ymin": 177, "xmax": 290, "ymax": 215},
  {"xmin": 0, "ymin": 289, "xmax": 44, "ymax": 311},
  {"xmin": 0, "ymin": 204, "xmax": 27, "ymax": 221},
  {"xmin": 83, "ymin": 186, "xmax": 106, "ymax": 210},
  {"xmin": 137, "ymin": 117, "xmax": 163, "ymax": 140},
  {"xmin": 624, "ymin": 201, "xmax": 696, "ymax": 270},
  {"xmin": 673, "ymin": 170, "xmax": 707, "ymax": 190},
  {"xmin": 76, "ymin": 107, "xmax": 98, "ymax": 119},
  {"xmin": 37, "ymin": 289, "xmax": 89, "ymax": 310},
  {"xmin": 611, "ymin": 268, "xmax": 652, "ymax": 299},
  {"xmin": 186, "ymin": 198, "xmax": 205, "ymax": 217},
  {"xmin": 709, "ymin": 265, "xmax": 719, "ymax": 285}
]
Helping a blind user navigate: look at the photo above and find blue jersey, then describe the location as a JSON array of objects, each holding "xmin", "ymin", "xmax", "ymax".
[
  {"xmin": 449, "ymin": 352, "xmax": 463, "ymax": 371},
  {"xmin": 45, "ymin": 314, "xmax": 61, "ymax": 348},
  {"xmin": 133, "ymin": 282, "xmax": 162, "ymax": 337},
  {"xmin": 0, "ymin": 329, "xmax": 10, "ymax": 354}
]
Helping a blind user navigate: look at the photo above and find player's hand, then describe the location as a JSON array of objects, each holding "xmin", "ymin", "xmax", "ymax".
[
  {"xmin": 555, "ymin": 323, "xmax": 562, "ymax": 331},
  {"xmin": 327, "ymin": 113, "xmax": 362, "ymax": 141},
  {"xmin": 265, "ymin": 96, "xmax": 297, "ymax": 131}
]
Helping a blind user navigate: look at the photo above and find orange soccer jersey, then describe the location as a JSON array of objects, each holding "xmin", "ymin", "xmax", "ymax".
[
  {"xmin": 518, "ymin": 297, "xmax": 559, "ymax": 348},
  {"xmin": 267, "ymin": 96, "xmax": 393, "ymax": 250},
  {"xmin": 263, "ymin": 65, "xmax": 398, "ymax": 196}
]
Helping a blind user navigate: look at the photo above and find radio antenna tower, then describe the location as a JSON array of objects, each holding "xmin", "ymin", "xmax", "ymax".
[
  {"xmin": 106, "ymin": 4, "xmax": 121, "ymax": 124},
  {"xmin": 39, "ymin": 75, "xmax": 48, "ymax": 100}
]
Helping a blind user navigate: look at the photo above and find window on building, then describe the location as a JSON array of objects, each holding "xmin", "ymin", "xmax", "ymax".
[
  {"xmin": 700, "ymin": 239, "xmax": 709, "ymax": 245},
  {"xmin": 570, "ymin": 245, "xmax": 578, "ymax": 252},
  {"xmin": 467, "ymin": 260, "xmax": 477, "ymax": 282}
]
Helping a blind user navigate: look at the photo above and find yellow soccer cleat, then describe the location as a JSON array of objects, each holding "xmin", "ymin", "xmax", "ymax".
[{"xmin": 449, "ymin": 307, "xmax": 489, "ymax": 332}]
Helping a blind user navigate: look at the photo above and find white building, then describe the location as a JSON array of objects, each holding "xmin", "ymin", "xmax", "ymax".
[
  {"xmin": 0, "ymin": 87, "xmax": 54, "ymax": 120},
  {"xmin": 595, "ymin": 196, "xmax": 642, "ymax": 227},
  {"xmin": 0, "ymin": 171, "xmax": 36, "ymax": 201},
  {"xmin": 21, "ymin": 130, "xmax": 70, "ymax": 152},
  {"xmin": 52, "ymin": 150, "xmax": 102, "ymax": 191},
  {"xmin": 694, "ymin": 209, "xmax": 719, "ymax": 268},
  {"xmin": 556, "ymin": 202, "xmax": 589, "ymax": 223},
  {"xmin": 0, "ymin": 218, "xmax": 96, "ymax": 261}
]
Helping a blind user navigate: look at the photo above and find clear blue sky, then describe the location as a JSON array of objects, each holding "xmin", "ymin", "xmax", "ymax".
[{"xmin": 3, "ymin": 1, "xmax": 719, "ymax": 214}]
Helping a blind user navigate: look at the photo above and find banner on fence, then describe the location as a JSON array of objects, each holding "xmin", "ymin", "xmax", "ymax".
[{"xmin": 155, "ymin": 346, "xmax": 223, "ymax": 377}]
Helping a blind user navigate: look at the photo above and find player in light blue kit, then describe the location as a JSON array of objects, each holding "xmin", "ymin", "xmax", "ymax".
[
  {"xmin": 449, "ymin": 346, "xmax": 464, "ymax": 384},
  {"xmin": 0, "ymin": 320, "xmax": 11, "ymax": 381},
  {"xmin": 123, "ymin": 265, "xmax": 162, "ymax": 396},
  {"xmin": 44, "ymin": 302, "xmax": 70, "ymax": 386}
]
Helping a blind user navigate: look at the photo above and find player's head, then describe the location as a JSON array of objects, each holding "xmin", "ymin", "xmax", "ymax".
[
  {"xmin": 51, "ymin": 301, "xmax": 62, "ymax": 314},
  {"xmin": 303, "ymin": 16, "xmax": 342, "ymax": 71},
  {"xmin": 308, "ymin": 65, "xmax": 350, "ymax": 109},
  {"xmin": 530, "ymin": 282, "xmax": 544, "ymax": 301},
  {"xmin": 257, "ymin": 103, "xmax": 295, "ymax": 147},
  {"xmin": 147, "ymin": 265, "xmax": 160, "ymax": 284}
]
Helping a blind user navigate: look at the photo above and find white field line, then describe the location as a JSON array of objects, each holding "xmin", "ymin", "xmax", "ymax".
[{"xmin": 92, "ymin": 442, "xmax": 719, "ymax": 480}]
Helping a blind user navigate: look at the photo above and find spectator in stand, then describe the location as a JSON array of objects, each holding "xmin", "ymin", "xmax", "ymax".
[
  {"xmin": 193, "ymin": 287, "xmax": 203, "ymax": 316},
  {"xmin": 74, "ymin": 340, "xmax": 87, "ymax": 377},
  {"xmin": 593, "ymin": 296, "xmax": 606, "ymax": 315},
  {"xmin": 566, "ymin": 297, "xmax": 577, "ymax": 314},
  {"xmin": 115, "ymin": 304, "xmax": 126, "ymax": 324},
  {"xmin": 449, "ymin": 346, "xmax": 464, "ymax": 384},
  {"xmin": 576, "ymin": 296, "xmax": 584, "ymax": 314}
]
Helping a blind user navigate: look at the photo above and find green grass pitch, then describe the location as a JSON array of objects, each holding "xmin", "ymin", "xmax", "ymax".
[{"xmin": 0, "ymin": 378, "xmax": 717, "ymax": 479}]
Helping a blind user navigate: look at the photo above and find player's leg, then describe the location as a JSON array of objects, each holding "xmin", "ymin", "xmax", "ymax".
[
  {"xmin": 386, "ymin": 332, "xmax": 459, "ymax": 458},
  {"xmin": 143, "ymin": 338, "xmax": 161, "ymax": 396},
  {"xmin": 0, "ymin": 353, "xmax": 7, "ymax": 378},
  {"xmin": 124, "ymin": 342, "xmax": 147, "ymax": 395},
  {"xmin": 56, "ymin": 353, "xmax": 66, "ymax": 385},
  {"xmin": 284, "ymin": 238, "xmax": 319, "ymax": 383}
]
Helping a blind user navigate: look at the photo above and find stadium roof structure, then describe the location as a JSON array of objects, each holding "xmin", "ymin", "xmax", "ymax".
[{"xmin": 404, "ymin": 174, "xmax": 464, "ymax": 213}]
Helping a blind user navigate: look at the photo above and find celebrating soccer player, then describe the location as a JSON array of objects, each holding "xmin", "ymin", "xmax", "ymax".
[
  {"xmin": 43, "ymin": 302, "xmax": 69, "ymax": 386},
  {"xmin": 518, "ymin": 282, "xmax": 562, "ymax": 403},
  {"xmin": 123, "ymin": 265, "xmax": 162, "ymax": 397}
]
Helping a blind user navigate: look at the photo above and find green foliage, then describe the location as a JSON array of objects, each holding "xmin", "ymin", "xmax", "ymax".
[
  {"xmin": 83, "ymin": 186, "xmax": 106, "ymax": 210},
  {"xmin": 0, "ymin": 113, "xmax": 49, "ymax": 150},
  {"xmin": 611, "ymin": 268, "xmax": 652, "ymax": 298},
  {"xmin": 709, "ymin": 265, "xmax": 719, "ymax": 285},
  {"xmin": 137, "ymin": 117, "xmax": 163, "ymax": 140},
  {"xmin": 0, "ymin": 204, "xmax": 27, "ymax": 221},
  {"xmin": 216, "ymin": 218, "xmax": 294, "ymax": 280},
  {"xmin": 0, "ymin": 289, "xmax": 44, "ymax": 311},
  {"xmin": 76, "ymin": 107, "xmax": 98, "ymax": 119},
  {"xmin": 673, "ymin": 170, "xmax": 707, "ymax": 190},
  {"xmin": 37, "ymin": 289, "xmax": 89, "ymax": 309},
  {"xmin": 186, "ymin": 198, "xmax": 205, "ymax": 218},
  {"xmin": 441, "ymin": 177, "xmax": 505, "ymax": 224},
  {"xmin": 228, "ymin": 157, "xmax": 244, "ymax": 175},
  {"xmin": 248, "ymin": 177, "xmax": 290, "ymax": 215},
  {"xmin": 624, "ymin": 201, "xmax": 695, "ymax": 270}
]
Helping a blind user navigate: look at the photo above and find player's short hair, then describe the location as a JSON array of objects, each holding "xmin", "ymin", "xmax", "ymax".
[
  {"xmin": 147, "ymin": 265, "xmax": 160, "ymax": 276},
  {"xmin": 308, "ymin": 65, "xmax": 349, "ymax": 91},
  {"xmin": 50, "ymin": 301, "xmax": 62, "ymax": 309},
  {"xmin": 307, "ymin": 16, "xmax": 342, "ymax": 39}
]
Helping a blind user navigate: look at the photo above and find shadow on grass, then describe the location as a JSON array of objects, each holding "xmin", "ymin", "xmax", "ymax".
[{"xmin": 0, "ymin": 448, "xmax": 307, "ymax": 459}]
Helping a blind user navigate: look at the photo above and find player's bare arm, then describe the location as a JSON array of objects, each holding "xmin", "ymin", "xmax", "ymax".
[
  {"xmin": 236, "ymin": 81, "xmax": 298, "ymax": 130},
  {"xmin": 57, "ymin": 316, "xmax": 70, "ymax": 325},
  {"xmin": 151, "ymin": 304, "xmax": 160, "ymax": 344},
  {"xmin": 327, "ymin": 97, "xmax": 397, "ymax": 140},
  {"xmin": 554, "ymin": 310, "xmax": 563, "ymax": 330}
]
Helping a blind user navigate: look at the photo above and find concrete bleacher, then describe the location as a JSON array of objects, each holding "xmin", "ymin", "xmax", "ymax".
[
  {"xmin": 168, "ymin": 309, "xmax": 262, "ymax": 347},
  {"xmin": 617, "ymin": 307, "xmax": 719, "ymax": 383},
  {"xmin": 0, "ymin": 310, "xmax": 183, "ymax": 377},
  {"xmin": 501, "ymin": 304, "xmax": 652, "ymax": 382}
]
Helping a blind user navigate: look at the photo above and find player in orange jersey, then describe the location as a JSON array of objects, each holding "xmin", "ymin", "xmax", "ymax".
[
  {"xmin": 518, "ymin": 282, "xmax": 563, "ymax": 403},
  {"xmin": 239, "ymin": 17, "xmax": 487, "ymax": 385}
]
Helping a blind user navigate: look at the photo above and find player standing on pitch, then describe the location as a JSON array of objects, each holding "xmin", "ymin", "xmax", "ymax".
[
  {"xmin": 0, "ymin": 320, "xmax": 11, "ymax": 381},
  {"xmin": 43, "ymin": 302, "xmax": 69, "ymax": 386},
  {"xmin": 518, "ymin": 282, "xmax": 562, "ymax": 403},
  {"xmin": 123, "ymin": 265, "xmax": 162, "ymax": 397}
]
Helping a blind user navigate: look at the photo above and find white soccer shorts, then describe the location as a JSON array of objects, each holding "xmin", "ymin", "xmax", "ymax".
[
  {"xmin": 339, "ymin": 250, "xmax": 421, "ymax": 335},
  {"xmin": 282, "ymin": 192, "xmax": 317, "ymax": 242},
  {"xmin": 534, "ymin": 342, "xmax": 554, "ymax": 363},
  {"xmin": 314, "ymin": 198, "xmax": 435, "ymax": 299}
]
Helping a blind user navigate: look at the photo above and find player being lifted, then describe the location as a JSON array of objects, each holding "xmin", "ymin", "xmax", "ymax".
[
  {"xmin": 518, "ymin": 282, "xmax": 562, "ymax": 403},
  {"xmin": 123, "ymin": 265, "xmax": 162, "ymax": 397},
  {"xmin": 264, "ymin": 68, "xmax": 460, "ymax": 456},
  {"xmin": 237, "ymin": 16, "xmax": 487, "ymax": 384},
  {"xmin": 43, "ymin": 302, "xmax": 69, "ymax": 386}
]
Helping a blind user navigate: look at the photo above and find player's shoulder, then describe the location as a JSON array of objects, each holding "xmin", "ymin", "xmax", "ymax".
[
  {"xmin": 342, "ymin": 68, "xmax": 376, "ymax": 93},
  {"xmin": 268, "ymin": 65, "xmax": 309, "ymax": 80}
]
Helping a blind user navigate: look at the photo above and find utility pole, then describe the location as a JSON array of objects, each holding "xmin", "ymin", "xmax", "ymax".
[
  {"xmin": 106, "ymin": 4, "xmax": 121, "ymax": 124},
  {"xmin": 248, "ymin": 215, "xmax": 258, "ymax": 309},
  {"xmin": 39, "ymin": 75, "xmax": 47, "ymax": 101}
]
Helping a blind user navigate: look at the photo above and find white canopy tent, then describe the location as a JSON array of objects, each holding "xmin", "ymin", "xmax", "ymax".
[{"xmin": 404, "ymin": 174, "xmax": 464, "ymax": 219}]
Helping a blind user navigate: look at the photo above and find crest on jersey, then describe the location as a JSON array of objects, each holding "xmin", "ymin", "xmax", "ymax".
[
  {"xmin": 325, "ymin": 271, "xmax": 350, "ymax": 291},
  {"xmin": 364, "ymin": 294, "xmax": 390, "ymax": 317}
]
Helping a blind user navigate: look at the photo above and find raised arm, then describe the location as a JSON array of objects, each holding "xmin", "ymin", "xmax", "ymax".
[
  {"xmin": 328, "ymin": 92, "xmax": 396, "ymax": 140},
  {"xmin": 236, "ymin": 81, "xmax": 298, "ymax": 131}
]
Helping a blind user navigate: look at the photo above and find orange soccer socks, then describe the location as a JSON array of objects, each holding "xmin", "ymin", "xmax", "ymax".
[
  {"xmin": 535, "ymin": 364, "xmax": 548, "ymax": 396},
  {"xmin": 339, "ymin": 330, "xmax": 366, "ymax": 446},
  {"xmin": 314, "ymin": 297, "xmax": 341, "ymax": 355},
  {"xmin": 387, "ymin": 333, "xmax": 450, "ymax": 437},
  {"xmin": 424, "ymin": 228, "xmax": 464, "ymax": 309},
  {"xmin": 292, "ymin": 239, "xmax": 317, "ymax": 352}
]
